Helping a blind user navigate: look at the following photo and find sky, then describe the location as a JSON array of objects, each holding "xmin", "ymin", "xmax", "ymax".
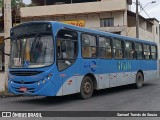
[
  {"xmin": 131, "ymin": 0, "xmax": 160, "ymax": 21},
  {"xmin": 23, "ymin": 0, "xmax": 31, "ymax": 5},
  {"xmin": 23, "ymin": 0, "xmax": 160, "ymax": 21}
]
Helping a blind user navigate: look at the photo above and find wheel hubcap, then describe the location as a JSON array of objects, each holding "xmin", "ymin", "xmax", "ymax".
[
  {"xmin": 137, "ymin": 75, "xmax": 143, "ymax": 87},
  {"xmin": 83, "ymin": 81, "xmax": 91, "ymax": 94}
]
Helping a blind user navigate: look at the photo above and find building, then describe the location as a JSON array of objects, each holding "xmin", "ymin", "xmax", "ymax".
[
  {"xmin": 0, "ymin": 0, "xmax": 159, "ymax": 91},
  {"xmin": 20, "ymin": 0, "xmax": 159, "ymax": 57},
  {"xmin": 20, "ymin": 0, "xmax": 159, "ymax": 42}
]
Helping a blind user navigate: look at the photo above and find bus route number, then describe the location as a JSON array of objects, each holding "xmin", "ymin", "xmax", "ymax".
[{"xmin": 117, "ymin": 62, "xmax": 132, "ymax": 71}]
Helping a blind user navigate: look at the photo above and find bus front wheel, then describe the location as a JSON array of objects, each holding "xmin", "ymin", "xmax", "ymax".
[
  {"xmin": 78, "ymin": 76, "xmax": 93, "ymax": 99},
  {"xmin": 134, "ymin": 72, "xmax": 144, "ymax": 89}
]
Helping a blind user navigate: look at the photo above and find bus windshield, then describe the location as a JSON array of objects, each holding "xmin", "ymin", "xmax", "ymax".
[{"xmin": 9, "ymin": 35, "xmax": 54, "ymax": 68}]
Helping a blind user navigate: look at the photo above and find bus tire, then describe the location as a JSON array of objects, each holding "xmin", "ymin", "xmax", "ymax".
[
  {"xmin": 134, "ymin": 72, "xmax": 144, "ymax": 89},
  {"xmin": 78, "ymin": 76, "xmax": 93, "ymax": 99}
]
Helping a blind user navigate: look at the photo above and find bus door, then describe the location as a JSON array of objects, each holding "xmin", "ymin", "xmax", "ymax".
[{"xmin": 56, "ymin": 29, "xmax": 78, "ymax": 95}]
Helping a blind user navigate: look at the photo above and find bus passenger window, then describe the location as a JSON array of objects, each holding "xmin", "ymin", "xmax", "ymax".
[
  {"xmin": 82, "ymin": 34, "xmax": 97, "ymax": 58},
  {"xmin": 99, "ymin": 37, "xmax": 112, "ymax": 58},
  {"xmin": 82, "ymin": 46, "xmax": 90, "ymax": 58},
  {"xmin": 113, "ymin": 38, "xmax": 124, "ymax": 59},
  {"xmin": 57, "ymin": 29, "xmax": 78, "ymax": 71},
  {"xmin": 125, "ymin": 41, "xmax": 134, "ymax": 59},
  {"xmin": 143, "ymin": 44, "xmax": 150, "ymax": 60},
  {"xmin": 91, "ymin": 47, "xmax": 97, "ymax": 57},
  {"xmin": 151, "ymin": 45, "xmax": 157, "ymax": 60},
  {"xmin": 135, "ymin": 43, "xmax": 143, "ymax": 59}
]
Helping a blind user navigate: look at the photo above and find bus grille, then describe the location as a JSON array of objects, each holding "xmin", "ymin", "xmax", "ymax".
[
  {"xmin": 14, "ymin": 87, "xmax": 36, "ymax": 93},
  {"xmin": 9, "ymin": 71, "xmax": 43, "ymax": 76},
  {"xmin": 13, "ymin": 81, "xmax": 37, "ymax": 84}
]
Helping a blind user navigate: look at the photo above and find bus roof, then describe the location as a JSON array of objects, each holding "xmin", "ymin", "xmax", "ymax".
[
  {"xmin": 14, "ymin": 21, "xmax": 157, "ymax": 45},
  {"xmin": 52, "ymin": 21, "xmax": 156, "ymax": 45}
]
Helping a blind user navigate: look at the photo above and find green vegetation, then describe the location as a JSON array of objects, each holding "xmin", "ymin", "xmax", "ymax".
[{"xmin": 0, "ymin": 0, "xmax": 26, "ymax": 8}]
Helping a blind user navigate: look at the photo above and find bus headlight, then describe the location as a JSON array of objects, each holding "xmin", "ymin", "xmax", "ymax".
[
  {"xmin": 42, "ymin": 80, "xmax": 46, "ymax": 84},
  {"xmin": 37, "ymin": 81, "xmax": 40, "ymax": 86},
  {"xmin": 42, "ymin": 73, "xmax": 53, "ymax": 84},
  {"xmin": 47, "ymin": 73, "xmax": 53, "ymax": 80}
]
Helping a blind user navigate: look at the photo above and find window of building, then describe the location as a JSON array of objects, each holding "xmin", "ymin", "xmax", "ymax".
[
  {"xmin": 125, "ymin": 41, "xmax": 134, "ymax": 59},
  {"xmin": 33, "ymin": 0, "xmax": 101, "ymax": 6},
  {"xmin": 135, "ymin": 43, "xmax": 143, "ymax": 59},
  {"xmin": 82, "ymin": 34, "xmax": 97, "ymax": 58},
  {"xmin": 112, "ymin": 31, "xmax": 121, "ymax": 35},
  {"xmin": 156, "ymin": 27, "xmax": 158, "ymax": 34},
  {"xmin": 99, "ymin": 37, "xmax": 112, "ymax": 58},
  {"xmin": 143, "ymin": 44, "xmax": 150, "ymax": 60},
  {"xmin": 151, "ymin": 45, "xmax": 157, "ymax": 60},
  {"xmin": 146, "ymin": 22, "xmax": 153, "ymax": 32},
  {"xmin": 0, "ymin": 44, "xmax": 4, "ymax": 71},
  {"xmin": 57, "ymin": 29, "xmax": 78, "ymax": 71},
  {"xmin": 112, "ymin": 38, "xmax": 124, "ymax": 59},
  {"xmin": 100, "ymin": 18, "xmax": 114, "ymax": 27}
]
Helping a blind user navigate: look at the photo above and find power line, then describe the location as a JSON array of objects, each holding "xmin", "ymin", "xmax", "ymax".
[
  {"xmin": 144, "ymin": 2, "xmax": 160, "ymax": 11},
  {"xmin": 139, "ymin": 4, "xmax": 150, "ymax": 18}
]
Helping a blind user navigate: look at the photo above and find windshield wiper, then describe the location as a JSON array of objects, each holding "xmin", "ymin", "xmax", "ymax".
[{"xmin": 31, "ymin": 34, "xmax": 41, "ymax": 52}]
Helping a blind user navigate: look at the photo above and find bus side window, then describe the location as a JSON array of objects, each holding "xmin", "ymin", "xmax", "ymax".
[
  {"xmin": 151, "ymin": 45, "xmax": 157, "ymax": 60},
  {"xmin": 82, "ymin": 46, "xmax": 90, "ymax": 58},
  {"xmin": 125, "ymin": 41, "xmax": 134, "ymax": 59},
  {"xmin": 143, "ymin": 44, "xmax": 150, "ymax": 60},
  {"xmin": 135, "ymin": 43, "xmax": 143, "ymax": 59},
  {"xmin": 57, "ymin": 39, "xmax": 61, "ymax": 58},
  {"xmin": 82, "ymin": 34, "xmax": 97, "ymax": 58},
  {"xmin": 57, "ymin": 29, "xmax": 78, "ymax": 71},
  {"xmin": 99, "ymin": 37, "xmax": 112, "ymax": 58},
  {"xmin": 112, "ymin": 38, "xmax": 124, "ymax": 59}
]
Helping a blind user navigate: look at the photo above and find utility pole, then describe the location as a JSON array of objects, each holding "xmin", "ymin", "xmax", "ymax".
[
  {"xmin": 136, "ymin": 0, "xmax": 139, "ymax": 38},
  {"xmin": 4, "ymin": 0, "xmax": 12, "ymax": 90}
]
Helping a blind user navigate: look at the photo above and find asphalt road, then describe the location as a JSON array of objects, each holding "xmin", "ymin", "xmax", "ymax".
[{"xmin": 0, "ymin": 79, "xmax": 160, "ymax": 120}]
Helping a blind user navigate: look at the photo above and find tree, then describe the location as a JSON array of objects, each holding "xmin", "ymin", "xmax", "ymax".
[
  {"xmin": 0, "ymin": 0, "xmax": 3, "ymax": 8},
  {"xmin": 0, "ymin": 0, "xmax": 26, "ymax": 8}
]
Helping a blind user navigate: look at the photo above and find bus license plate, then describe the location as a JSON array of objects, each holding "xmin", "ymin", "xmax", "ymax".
[{"xmin": 20, "ymin": 87, "xmax": 27, "ymax": 92}]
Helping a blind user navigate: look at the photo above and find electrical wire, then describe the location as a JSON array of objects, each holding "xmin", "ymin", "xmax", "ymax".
[
  {"xmin": 144, "ymin": 1, "xmax": 160, "ymax": 11},
  {"xmin": 139, "ymin": 4, "xmax": 150, "ymax": 18}
]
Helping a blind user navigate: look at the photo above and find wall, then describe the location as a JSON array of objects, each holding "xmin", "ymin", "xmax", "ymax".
[
  {"xmin": 0, "ymin": 73, "xmax": 5, "ymax": 91},
  {"xmin": 21, "ymin": 0, "xmax": 127, "ymax": 18},
  {"xmin": 139, "ymin": 18, "xmax": 146, "ymax": 30},
  {"xmin": 127, "ymin": 27, "xmax": 154, "ymax": 41}
]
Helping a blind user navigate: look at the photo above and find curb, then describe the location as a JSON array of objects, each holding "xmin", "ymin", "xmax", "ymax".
[
  {"xmin": 0, "ymin": 92, "xmax": 22, "ymax": 98},
  {"xmin": 0, "ymin": 94, "xmax": 22, "ymax": 98}
]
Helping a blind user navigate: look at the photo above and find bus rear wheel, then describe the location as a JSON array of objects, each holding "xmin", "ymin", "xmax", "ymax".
[
  {"xmin": 79, "ymin": 76, "xmax": 93, "ymax": 99},
  {"xmin": 134, "ymin": 72, "xmax": 144, "ymax": 89}
]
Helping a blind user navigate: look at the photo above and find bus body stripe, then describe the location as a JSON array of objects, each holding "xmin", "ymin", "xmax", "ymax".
[{"xmin": 56, "ymin": 70, "xmax": 158, "ymax": 96}]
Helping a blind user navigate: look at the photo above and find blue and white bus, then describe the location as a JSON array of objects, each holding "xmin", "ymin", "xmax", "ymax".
[{"xmin": 8, "ymin": 21, "xmax": 158, "ymax": 99}]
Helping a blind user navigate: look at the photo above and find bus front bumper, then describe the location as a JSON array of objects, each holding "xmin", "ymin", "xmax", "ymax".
[{"xmin": 8, "ymin": 80, "xmax": 56, "ymax": 96}]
